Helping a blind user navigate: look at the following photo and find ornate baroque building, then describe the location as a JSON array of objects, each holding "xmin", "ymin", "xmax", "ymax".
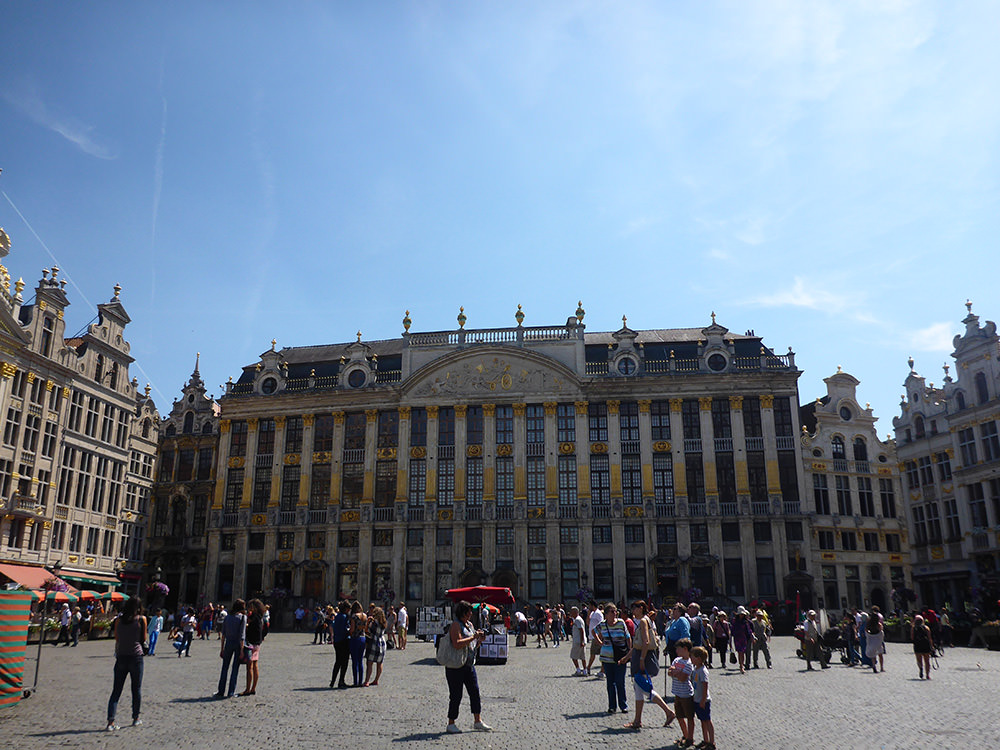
[
  {"xmin": 145, "ymin": 355, "xmax": 219, "ymax": 611},
  {"xmin": 894, "ymin": 303, "xmax": 1000, "ymax": 608},
  {"xmin": 800, "ymin": 369, "xmax": 910, "ymax": 612},
  {"xmin": 202, "ymin": 307, "xmax": 814, "ymax": 610},
  {"xmin": 0, "ymin": 224, "xmax": 159, "ymax": 594}
]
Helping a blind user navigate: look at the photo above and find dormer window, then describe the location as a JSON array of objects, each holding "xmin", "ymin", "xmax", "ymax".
[
  {"xmin": 95, "ymin": 353, "xmax": 104, "ymax": 381},
  {"xmin": 617, "ymin": 356, "xmax": 637, "ymax": 375},
  {"xmin": 41, "ymin": 318, "xmax": 54, "ymax": 358},
  {"xmin": 975, "ymin": 372, "xmax": 989, "ymax": 404},
  {"xmin": 832, "ymin": 436, "xmax": 845, "ymax": 459},
  {"xmin": 183, "ymin": 412, "xmax": 194, "ymax": 434},
  {"xmin": 914, "ymin": 416, "xmax": 925, "ymax": 439},
  {"xmin": 956, "ymin": 391, "xmax": 966, "ymax": 410}
]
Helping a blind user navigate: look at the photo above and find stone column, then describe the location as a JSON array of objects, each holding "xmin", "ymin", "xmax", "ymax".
[
  {"xmin": 574, "ymin": 401, "xmax": 590, "ymax": 507},
  {"xmin": 669, "ymin": 399, "xmax": 687, "ymax": 502},
  {"xmin": 607, "ymin": 400, "xmax": 622, "ymax": 506},
  {"xmin": 729, "ymin": 397, "xmax": 749, "ymax": 496},
  {"xmin": 699, "ymin": 398, "xmax": 717, "ymax": 506},
  {"xmin": 330, "ymin": 412, "xmax": 345, "ymax": 512},
  {"xmin": 213, "ymin": 420, "xmax": 231, "ymax": 510},
  {"xmin": 761, "ymin": 395, "xmax": 781, "ymax": 496},
  {"xmin": 454, "ymin": 405, "xmax": 467, "ymax": 505},
  {"xmin": 396, "ymin": 407, "xmax": 411, "ymax": 505},
  {"xmin": 269, "ymin": 416, "xmax": 287, "ymax": 508},
  {"xmin": 363, "ymin": 409, "xmax": 378, "ymax": 502},
  {"xmin": 299, "ymin": 415, "xmax": 314, "ymax": 507},
  {"xmin": 240, "ymin": 418, "xmax": 260, "ymax": 509},
  {"xmin": 513, "ymin": 403, "xmax": 527, "ymax": 501},
  {"xmin": 425, "ymin": 406, "xmax": 439, "ymax": 506}
]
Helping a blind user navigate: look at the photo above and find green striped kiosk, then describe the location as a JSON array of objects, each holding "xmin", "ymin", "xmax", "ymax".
[{"xmin": 0, "ymin": 590, "xmax": 32, "ymax": 708}]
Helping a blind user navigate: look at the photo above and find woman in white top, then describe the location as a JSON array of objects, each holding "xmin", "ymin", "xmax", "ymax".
[{"xmin": 864, "ymin": 606, "xmax": 885, "ymax": 673}]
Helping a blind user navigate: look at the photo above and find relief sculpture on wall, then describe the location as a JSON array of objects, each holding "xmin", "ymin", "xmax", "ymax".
[{"xmin": 412, "ymin": 356, "xmax": 570, "ymax": 397}]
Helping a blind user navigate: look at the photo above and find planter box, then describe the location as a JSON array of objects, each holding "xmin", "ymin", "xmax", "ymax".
[{"xmin": 88, "ymin": 626, "xmax": 111, "ymax": 640}]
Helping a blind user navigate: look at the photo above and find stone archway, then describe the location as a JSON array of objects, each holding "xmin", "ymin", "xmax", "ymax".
[
  {"xmin": 871, "ymin": 587, "xmax": 886, "ymax": 611},
  {"xmin": 491, "ymin": 568, "xmax": 518, "ymax": 595},
  {"xmin": 460, "ymin": 568, "xmax": 486, "ymax": 587}
]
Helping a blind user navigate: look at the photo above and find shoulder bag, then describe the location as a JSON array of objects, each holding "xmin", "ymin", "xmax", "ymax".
[{"xmin": 436, "ymin": 626, "xmax": 468, "ymax": 669}]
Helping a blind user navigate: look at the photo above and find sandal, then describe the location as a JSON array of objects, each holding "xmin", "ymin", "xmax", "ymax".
[{"xmin": 623, "ymin": 722, "xmax": 641, "ymax": 730}]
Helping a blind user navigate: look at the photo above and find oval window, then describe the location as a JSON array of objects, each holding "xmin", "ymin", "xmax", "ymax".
[
  {"xmin": 707, "ymin": 353, "xmax": 727, "ymax": 372},
  {"xmin": 617, "ymin": 357, "xmax": 637, "ymax": 375},
  {"xmin": 261, "ymin": 377, "xmax": 278, "ymax": 394},
  {"xmin": 348, "ymin": 370, "xmax": 367, "ymax": 388}
]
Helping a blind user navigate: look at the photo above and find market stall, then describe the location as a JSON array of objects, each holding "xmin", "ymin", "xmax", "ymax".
[{"xmin": 445, "ymin": 586, "xmax": 514, "ymax": 666}]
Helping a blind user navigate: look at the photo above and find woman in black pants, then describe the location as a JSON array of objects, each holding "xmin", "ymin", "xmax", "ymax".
[
  {"xmin": 444, "ymin": 601, "xmax": 492, "ymax": 734},
  {"xmin": 106, "ymin": 597, "xmax": 147, "ymax": 730},
  {"xmin": 330, "ymin": 601, "xmax": 351, "ymax": 688}
]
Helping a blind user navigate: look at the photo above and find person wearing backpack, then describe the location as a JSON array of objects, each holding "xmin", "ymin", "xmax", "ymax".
[{"xmin": 439, "ymin": 600, "xmax": 492, "ymax": 734}]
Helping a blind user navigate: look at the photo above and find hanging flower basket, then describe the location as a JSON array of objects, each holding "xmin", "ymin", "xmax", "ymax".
[{"xmin": 146, "ymin": 581, "xmax": 170, "ymax": 596}]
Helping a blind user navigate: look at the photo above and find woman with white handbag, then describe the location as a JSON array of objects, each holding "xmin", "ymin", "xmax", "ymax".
[{"xmin": 438, "ymin": 600, "xmax": 494, "ymax": 734}]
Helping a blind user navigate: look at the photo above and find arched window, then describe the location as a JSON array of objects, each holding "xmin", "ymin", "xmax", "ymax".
[
  {"xmin": 165, "ymin": 424, "xmax": 176, "ymax": 437},
  {"xmin": 832, "ymin": 436, "xmax": 846, "ymax": 460},
  {"xmin": 975, "ymin": 372, "xmax": 990, "ymax": 404},
  {"xmin": 202, "ymin": 422, "xmax": 213, "ymax": 435},
  {"xmin": 853, "ymin": 438, "xmax": 868, "ymax": 462},
  {"xmin": 183, "ymin": 412, "xmax": 194, "ymax": 434},
  {"xmin": 141, "ymin": 418, "xmax": 150, "ymax": 438},
  {"xmin": 914, "ymin": 416, "xmax": 925, "ymax": 439},
  {"xmin": 956, "ymin": 391, "xmax": 966, "ymax": 410},
  {"xmin": 95, "ymin": 353, "xmax": 104, "ymax": 381}
]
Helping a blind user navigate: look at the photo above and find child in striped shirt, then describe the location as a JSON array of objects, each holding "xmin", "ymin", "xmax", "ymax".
[{"xmin": 668, "ymin": 637, "xmax": 695, "ymax": 747}]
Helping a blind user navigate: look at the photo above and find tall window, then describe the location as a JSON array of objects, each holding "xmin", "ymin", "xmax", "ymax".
[
  {"xmin": 959, "ymin": 428, "xmax": 977, "ymax": 466},
  {"xmin": 466, "ymin": 457, "xmax": 483, "ymax": 507},
  {"xmin": 912, "ymin": 505, "xmax": 927, "ymax": 545},
  {"xmin": 284, "ymin": 416, "xmax": 303, "ymax": 453},
  {"xmin": 526, "ymin": 405, "xmax": 545, "ymax": 445},
  {"xmin": 312, "ymin": 415, "xmax": 334, "ymax": 453},
  {"xmin": 230, "ymin": 420, "xmax": 248, "ymax": 457},
  {"xmin": 711, "ymin": 398, "xmax": 732, "ymax": 439},
  {"xmin": 742, "ymin": 396, "xmax": 762, "ymax": 437},
  {"xmin": 252, "ymin": 465, "xmax": 271, "ymax": 511},
  {"xmin": 926, "ymin": 503, "xmax": 942, "ymax": 544},
  {"xmin": 681, "ymin": 399, "xmax": 701, "ymax": 440},
  {"xmin": 344, "ymin": 413, "xmax": 366, "ymax": 451},
  {"xmin": 651, "ymin": 400, "xmax": 671, "ymax": 440},
  {"xmin": 437, "ymin": 459, "xmax": 455, "ymax": 506},
  {"xmin": 747, "ymin": 453, "xmax": 767, "ymax": 503},
  {"xmin": 686, "ymin": 454, "xmax": 705, "ymax": 503},
  {"xmin": 3, "ymin": 407, "xmax": 20, "ymax": 447},
  {"xmin": 835, "ymin": 475, "xmax": 852, "ymax": 515},
  {"xmin": 466, "ymin": 406, "xmax": 483, "ymax": 445},
  {"xmin": 975, "ymin": 372, "xmax": 990, "ymax": 404},
  {"xmin": 528, "ymin": 561, "xmax": 546, "ymax": 600},
  {"xmin": 619, "ymin": 402, "xmax": 639, "ymax": 442},
  {"xmin": 653, "ymin": 455, "xmax": 674, "ymax": 505},
  {"xmin": 158, "ymin": 450, "xmax": 174, "ymax": 482},
  {"xmin": 310, "ymin": 464, "xmax": 330, "ymax": 508},
  {"xmin": 177, "ymin": 449, "xmax": 195, "ymax": 482},
  {"xmin": 409, "ymin": 408, "xmax": 427, "ymax": 447},
  {"xmin": 622, "ymin": 455, "xmax": 642, "ymax": 505},
  {"xmin": 341, "ymin": 464, "xmax": 363, "ymax": 508},
  {"xmin": 778, "ymin": 452, "xmax": 799, "ymax": 503},
  {"xmin": 858, "ymin": 477, "xmax": 875, "ymax": 516},
  {"xmin": 22, "ymin": 414, "xmax": 40, "ymax": 453},
  {"xmin": 557, "ymin": 404, "xmax": 575, "ymax": 443},
  {"xmin": 853, "ymin": 438, "xmax": 868, "ymax": 462},
  {"xmin": 981, "ymin": 421, "xmax": 1000, "ymax": 462},
  {"xmin": 944, "ymin": 497, "xmax": 961, "ymax": 540},
  {"xmin": 879, "ymin": 478, "xmax": 896, "ymax": 517},
  {"xmin": 558, "ymin": 455, "xmax": 576, "ymax": 508},
  {"xmin": 437, "ymin": 407, "xmax": 455, "ymax": 446},
  {"xmin": 969, "ymin": 483, "xmax": 988, "ymax": 527},
  {"xmin": 377, "ymin": 411, "xmax": 398, "ymax": 448},
  {"xmin": 526, "ymin": 456, "xmax": 545, "ymax": 507},
  {"xmin": 375, "ymin": 461, "xmax": 395, "ymax": 507},
  {"xmin": 41, "ymin": 317, "xmax": 53, "ymax": 356},
  {"xmin": 280, "ymin": 466, "xmax": 300, "ymax": 511},
  {"xmin": 936, "ymin": 452, "xmax": 953, "ymax": 481},
  {"xmin": 588, "ymin": 403, "xmax": 608, "ymax": 442},
  {"xmin": 407, "ymin": 460, "xmax": 426, "ymax": 506},
  {"xmin": 496, "ymin": 457, "xmax": 514, "ymax": 505},
  {"xmin": 772, "ymin": 397, "xmax": 794, "ymax": 436},
  {"xmin": 495, "ymin": 406, "xmax": 513, "ymax": 445},
  {"xmin": 224, "ymin": 468, "xmax": 244, "ymax": 512},
  {"xmin": 197, "ymin": 448, "xmax": 214, "ymax": 480},
  {"xmin": 832, "ymin": 437, "xmax": 846, "ymax": 460},
  {"xmin": 590, "ymin": 454, "xmax": 610, "ymax": 505},
  {"xmin": 716, "ymin": 453, "xmax": 737, "ymax": 503}
]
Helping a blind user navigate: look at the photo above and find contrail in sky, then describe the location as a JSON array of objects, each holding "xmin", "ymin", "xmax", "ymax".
[{"xmin": 150, "ymin": 53, "xmax": 168, "ymax": 306}]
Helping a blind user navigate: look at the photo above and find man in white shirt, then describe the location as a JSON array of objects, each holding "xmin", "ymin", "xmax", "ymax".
[
  {"xmin": 396, "ymin": 602, "xmax": 408, "ymax": 650},
  {"xmin": 570, "ymin": 606, "xmax": 587, "ymax": 675},
  {"xmin": 514, "ymin": 610, "xmax": 528, "ymax": 646},
  {"xmin": 586, "ymin": 604, "xmax": 605, "ymax": 676}
]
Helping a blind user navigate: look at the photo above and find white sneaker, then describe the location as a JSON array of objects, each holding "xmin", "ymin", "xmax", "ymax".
[
  {"xmin": 474, "ymin": 721, "xmax": 493, "ymax": 732},
  {"xmin": 132, "ymin": 719, "xmax": 142, "ymax": 727},
  {"xmin": 106, "ymin": 724, "xmax": 119, "ymax": 732},
  {"xmin": 446, "ymin": 724, "xmax": 462, "ymax": 734}
]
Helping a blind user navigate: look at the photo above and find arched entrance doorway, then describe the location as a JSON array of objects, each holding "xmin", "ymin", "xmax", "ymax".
[
  {"xmin": 491, "ymin": 568, "xmax": 518, "ymax": 597},
  {"xmin": 870, "ymin": 587, "xmax": 886, "ymax": 611},
  {"xmin": 459, "ymin": 567, "xmax": 486, "ymax": 587}
]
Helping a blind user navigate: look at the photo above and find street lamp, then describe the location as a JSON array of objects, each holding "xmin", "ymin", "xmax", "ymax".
[{"xmin": 30, "ymin": 561, "xmax": 61, "ymax": 694}]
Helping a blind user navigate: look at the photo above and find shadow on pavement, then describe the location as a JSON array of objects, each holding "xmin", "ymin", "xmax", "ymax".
[
  {"xmin": 292, "ymin": 686, "xmax": 331, "ymax": 692},
  {"xmin": 411, "ymin": 658, "xmax": 439, "ymax": 667},
  {"xmin": 169, "ymin": 696, "xmax": 219, "ymax": 703},
  {"xmin": 29, "ymin": 729, "xmax": 108, "ymax": 738},
  {"xmin": 563, "ymin": 710, "xmax": 609, "ymax": 720},
  {"xmin": 392, "ymin": 732, "xmax": 446, "ymax": 742}
]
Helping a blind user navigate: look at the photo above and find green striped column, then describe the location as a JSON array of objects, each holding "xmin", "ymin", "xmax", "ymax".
[{"xmin": 0, "ymin": 591, "xmax": 32, "ymax": 708}]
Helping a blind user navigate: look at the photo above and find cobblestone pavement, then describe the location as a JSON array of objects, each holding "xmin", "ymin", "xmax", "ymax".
[{"xmin": 2, "ymin": 633, "xmax": 998, "ymax": 749}]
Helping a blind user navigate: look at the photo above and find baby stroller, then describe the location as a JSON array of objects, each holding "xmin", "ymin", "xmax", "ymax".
[
  {"xmin": 793, "ymin": 624, "xmax": 833, "ymax": 667},
  {"xmin": 821, "ymin": 624, "xmax": 851, "ymax": 665}
]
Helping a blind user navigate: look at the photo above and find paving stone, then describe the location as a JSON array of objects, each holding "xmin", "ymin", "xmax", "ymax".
[{"xmin": 1, "ymin": 634, "xmax": 997, "ymax": 749}]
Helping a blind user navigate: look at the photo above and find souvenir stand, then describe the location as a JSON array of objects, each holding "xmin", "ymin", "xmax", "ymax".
[{"xmin": 444, "ymin": 586, "xmax": 514, "ymax": 666}]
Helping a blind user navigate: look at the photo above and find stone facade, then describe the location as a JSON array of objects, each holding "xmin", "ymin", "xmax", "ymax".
[
  {"xmin": 200, "ymin": 308, "xmax": 816, "ymax": 611},
  {"xmin": 800, "ymin": 370, "xmax": 911, "ymax": 612},
  {"xmin": 894, "ymin": 302, "xmax": 1000, "ymax": 609},
  {"xmin": 0, "ymin": 225, "xmax": 158, "ymax": 593},
  {"xmin": 144, "ymin": 355, "xmax": 219, "ymax": 610}
]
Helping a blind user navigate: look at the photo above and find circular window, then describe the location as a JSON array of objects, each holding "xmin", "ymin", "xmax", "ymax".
[
  {"xmin": 187, "ymin": 394, "xmax": 194, "ymax": 404},
  {"xmin": 839, "ymin": 406, "xmax": 852, "ymax": 421},
  {"xmin": 878, "ymin": 455, "xmax": 887, "ymax": 463},
  {"xmin": 617, "ymin": 357, "xmax": 637, "ymax": 375},
  {"xmin": 707, "ymin": 353, "xmax": 727, "ymax": 372},
  {"xmin": 812, "ymin": 448, "xmax": 822, "ymax": 457},
  {"xmin": 348, "ymin": 369, "xmax": 367, "ymax": 388},
  {"xmin": 261, "ymin": 377, "xmax": 277, "ymax": 395}
]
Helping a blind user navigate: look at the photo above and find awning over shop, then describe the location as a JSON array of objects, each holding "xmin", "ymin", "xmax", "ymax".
[
  {"xmin": 0, "ymin": 562, "xmax": 68, "ymax": 591},
  {"xmin": 57, "ymin": 570, "xmax": 121, "ymax": 588}
]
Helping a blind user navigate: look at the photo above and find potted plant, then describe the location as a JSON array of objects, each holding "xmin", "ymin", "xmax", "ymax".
[{"xmin": 89, "ymin": 613, "xmax": 115, "ymax": 639}]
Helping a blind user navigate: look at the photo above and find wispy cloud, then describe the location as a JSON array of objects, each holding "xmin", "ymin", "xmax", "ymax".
[
  {"xmin": 4, "ymin": 87, "xmax": 116, "ymax": 160},
  {"xmin": 907, "ymin": 322, "xmax": 955, "ymax": 353},
  {"xmin": 620, "ymin": 214, "xmax": 663, "ymax": 238},
  {"xmin": 707, "ymin": 248, "xmax": 731, "ymax": 261},
  {"xmin": 745, "ymin": 276, "xmax": 863, "ymax": 316},
  {"xmin": 149, "ymin": 55, "xmax": 168, "ymax": 307}
]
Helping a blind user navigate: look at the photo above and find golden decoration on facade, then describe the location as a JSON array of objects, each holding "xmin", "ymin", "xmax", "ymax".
[
  {"xmin": 313, "ymin": 451, "xmax": 332, "ymax": 464},
  {"xmin": 606, "ymin": 400, "xmax": 620, "ymax": 415},
  {"xmin": 482, "ymin": 404, "xmax": 495, "ymax": 416},
  {"xmin": 398, "ymin": 406, "xmax": 411, "ymax": 419},
  {"xmin": 760, "ymin": 394, "xmax": 774, "ymax": 408},
  {"xmin": 365, "ymin": 409, "xmax": 378, "ymax": 422},
  {"xmin": 0, "ymin": 362, "xmax": 15, "ymax": 379},
  {"xmin": 284, "ymin": 454, "xmax": 300, "ymax": 465},
  {"xmin": 252, "ymin": 514, "xmax": 266, "ymax": 525},
  {"xmin": 402, "ymin": 311, "xmax": 411, "ymax": 332},
  {"xmin": 302, "ymin": 414, "xmax": 314, "ymax": 427},
  {"xmin": 559, "ymin": 442, "xmax": 575, "ymax": 455},
  {"xmin": 426, "ymin": 406, "xmax": 439, "ymax": 419},
  {"xmin": 527, "ymin": 507, "xmax": 545, "ymax": 519},
  {"xmin": 729, "ymin": 396, "xmax": 744, "ymax": 410},
  {"xmin": 652, "ymin": 441, "xmax": 671, "ymax": 453},
  {"xmin": 333, "ymin": 411, "xmax": 345, "ymax": 425},
  {"xmin": 274, "ymin": 415, "xmax": 286, "ymax": 428},
  {"xmin": 512, "ymin": 403, "xmax": 526, "ymax": 416},
  {"xmin": 454, "ymin": 405, "xmax": 467, "ymax": 417},
  {"xmin": 590, "ymin": 442, "xmax": 608, "ymax": 454},
  {"xmin": 341, "ymin": 510, "xmax": 360, "ymax": 523},
  {"xmin": 576, "ymin": 301, "xmax": 585, "ymax": 322},
  {"xmin": 698, "ymin": 397, "xmax": 712, "ymax": 411},
  {"xmin": 410, "ymin": 446, "xmax": 427, "ymax": 459},
  {"xmin": 669, "ymin": 398, "xmax": 683, "ymax": 412},
  {"xmin": 543, "ymin": 402, "xmax": 557, "ymax": 416},
  {"xmin": 438, "ymin": 508, "xmax": 454, "ymax": 521},
  {"xmin": 466, "ymin": 445, "xmax": 483, "ymax": 458},
  {"xmin": 624, "ymin": 505, "xmax": 644, "ymax": 518},
  {"xmin": 278, "ymin": 551, "xmax": 292, "ymax": 562},
  {"xmin": 574, "ymin": 401, "xmax": 588, "ymax": 415},
  {"xmin": 228, "ymin": 456, "xmax": 245, "ymax": 469},
  {"xmin": 377, "ymin": 447, "xmax": 397, "ymax": 460},
  {"xmin": 637, "ymin": 400, "xmax": 651, "ymax": 413},
  {"xmin": 309, "ymin": 550, "xmax": 324, "ymax": 560},
  {"xmin": 497, "ymin": 444, "xmax": 513, "ymax": 457}
]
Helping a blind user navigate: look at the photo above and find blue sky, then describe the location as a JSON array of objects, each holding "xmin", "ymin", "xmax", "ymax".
[{"xmin": 1, "ymin": 1, "xmax": 997, "ymax": 428}]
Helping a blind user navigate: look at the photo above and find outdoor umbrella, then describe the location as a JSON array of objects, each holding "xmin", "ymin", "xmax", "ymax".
[
  {"xmin": 96, "ymin": 591, "xmax": 129, "ymax": 602},
  {"xmin": 77, "ymin": 590, "xmax": 100, "ymax": 601},
  {"xmin": 444, "ymin": 586, "xmax": 514, "ymax": 606},
  {"xmin": 44, "ymin": 591, "xmax": 79, "ymax": 605}
]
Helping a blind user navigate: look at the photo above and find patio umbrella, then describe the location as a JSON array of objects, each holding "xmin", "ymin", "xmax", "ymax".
[
  {"xmin": 45, "ymin": 591, "xmax": 79, "ymax": 605},
  {"xmin": 471, "ymin": 603, "xmax": 500, "ymax": 614},
  {"xmin": 444, "ymin": 586, "xmax": 514, "ymax": 606},
  {"xmin": 77, "ymin": 590, "xmax": 100, "ymax": 601},
  {"xmin": 96, "ymin": 591, "xmax": 129, "ymax": 602}
]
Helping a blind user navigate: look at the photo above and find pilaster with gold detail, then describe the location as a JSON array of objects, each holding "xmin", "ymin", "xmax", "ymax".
[
  {"xmin": 482, "ymin": 404, "xmax": 496, "ymax": 501},
  {"xmin": 512, "ymin": 403, "xmax": 526, "ymax": 499}
]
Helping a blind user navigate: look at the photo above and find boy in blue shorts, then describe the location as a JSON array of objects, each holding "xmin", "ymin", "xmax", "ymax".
[{"xmin": 691, "ymin": 646, "xmax": 715, "ymax": 750}]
